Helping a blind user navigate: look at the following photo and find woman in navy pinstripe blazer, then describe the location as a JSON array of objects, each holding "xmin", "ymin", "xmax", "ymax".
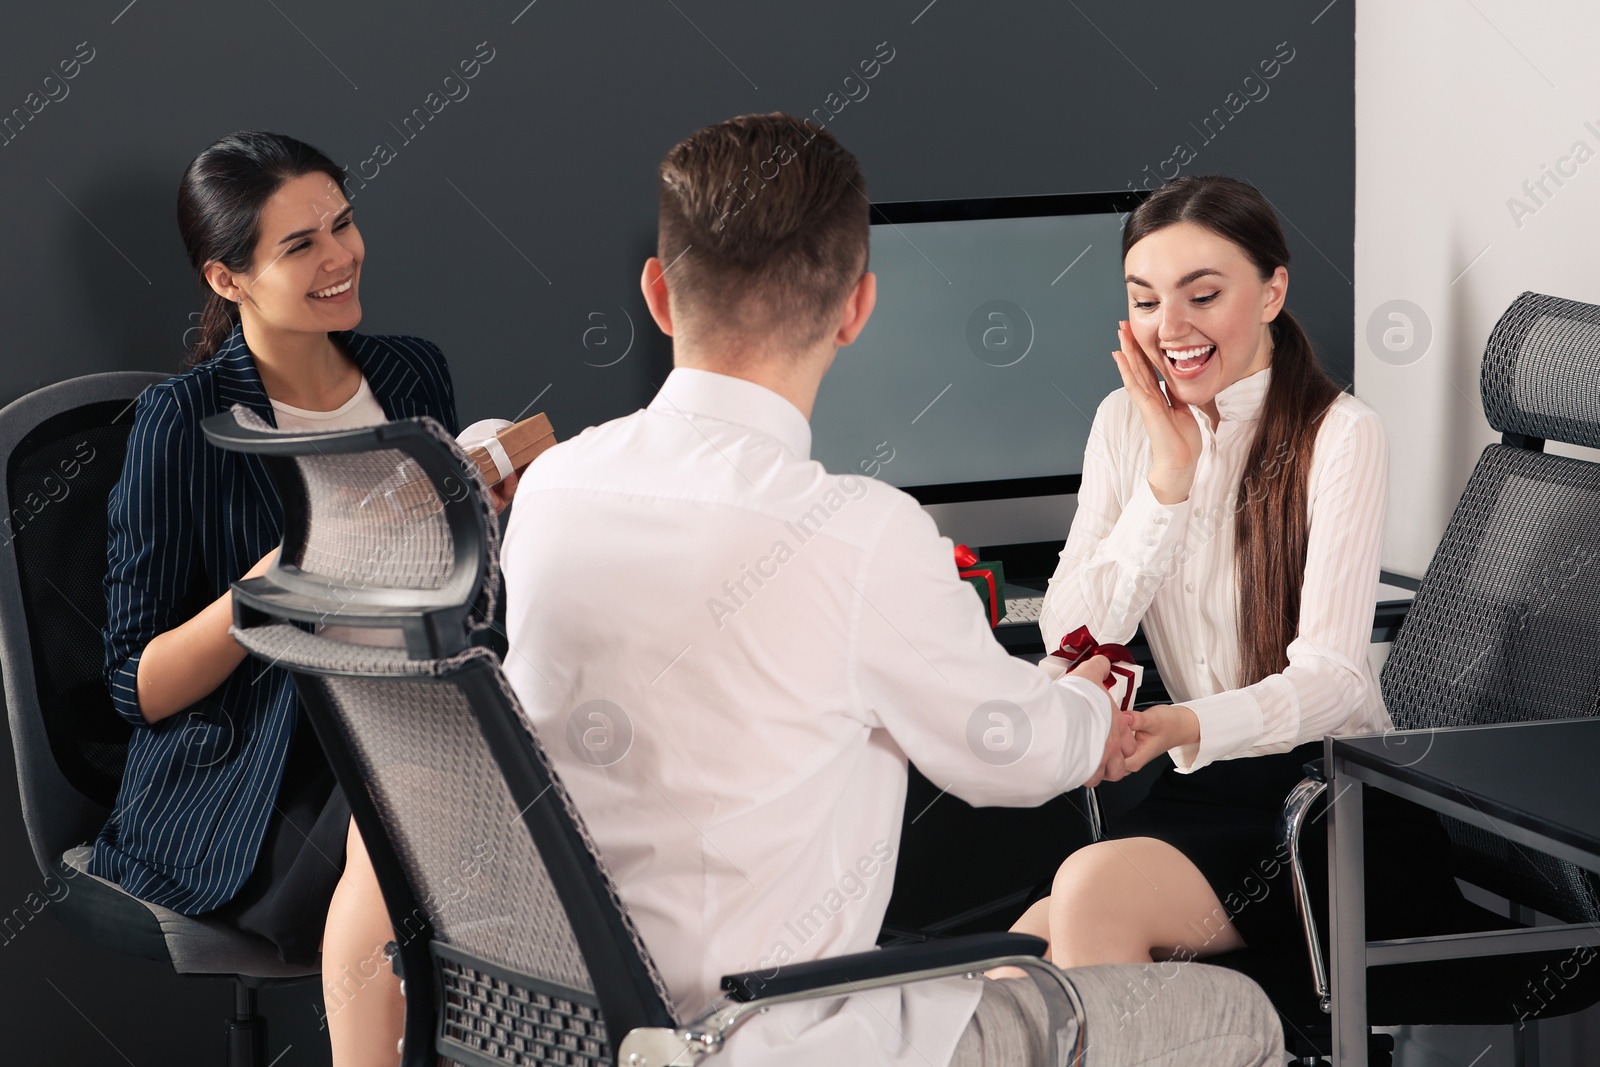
[{"xmin": 94, "ymin": 131, "xmax": 511, "ymax": 1067}]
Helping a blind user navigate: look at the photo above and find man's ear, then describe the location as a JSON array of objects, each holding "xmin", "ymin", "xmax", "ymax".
[
  {"xmin": 834, "ymin": 271, "xmax": 877, "ymax": 347},
  {"xmin": 1261, "ymin": 264, "xmax": 1288, "ymax": 323},
  {"xmin": 640, "ymin": 257, "xmax": 675, "ymax": 337}
]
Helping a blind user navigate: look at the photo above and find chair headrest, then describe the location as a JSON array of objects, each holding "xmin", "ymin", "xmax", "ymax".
[
  {"xmin": 1482, "ymin": 291, "xmax": 1600, "ymax": 449},
  {"xmin": 201, "ymin": 405, "xmax": 500, "ymax": 657}
]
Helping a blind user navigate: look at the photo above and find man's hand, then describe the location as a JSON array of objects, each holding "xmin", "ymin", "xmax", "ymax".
[
  {"xmin": 1126, "ymin": 704, "xmax": 1201, "ymax": 772},
  {"xmin": 1066, "ymin": 655, "xmax": 1136, "ymax": 786}
]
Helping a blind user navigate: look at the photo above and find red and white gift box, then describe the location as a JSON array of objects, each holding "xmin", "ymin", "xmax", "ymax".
[{"xmin": 1038, "ymin": 625, "xmax": 1144, "ymax": 711}]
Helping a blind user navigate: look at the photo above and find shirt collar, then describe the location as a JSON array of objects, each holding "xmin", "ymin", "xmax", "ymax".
[
  {"xmin": 1209, "ymin": 365, "xmax": 1272, "ymax": 424},
  {"xmin": 647, "ymin": 367, "xmax": 813, "ymax": 460}
]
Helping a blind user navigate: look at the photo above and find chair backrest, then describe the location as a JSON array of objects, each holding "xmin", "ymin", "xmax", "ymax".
[
  {"xmin": 232, "ymin": 625, "xmax": 678, "ymax": 1067},
  {"xmin": 212, "ymin": 411, "xmax": 676, "ymax": 1066},
  {"xmin": 1381, "ymin": 291, "xmax": 1600, "ymax": 923},
  {"xmin": 0, "ymin": 372, "xmax": 166, "ymax": 875},
  {"xmin": 200, "ymin": 405, "xmax": 499, "ymax": 657}
]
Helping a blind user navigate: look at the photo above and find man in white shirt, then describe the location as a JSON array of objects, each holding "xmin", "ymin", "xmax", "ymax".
[{"xmin": 501, "ymin": 113, "xmax": 1283, "ymax": 1065}]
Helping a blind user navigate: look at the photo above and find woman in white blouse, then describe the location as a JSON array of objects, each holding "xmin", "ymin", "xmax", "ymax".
[{"xmin": 1011, "ymin": 175, "xmax": 1463, "ymax": 969}]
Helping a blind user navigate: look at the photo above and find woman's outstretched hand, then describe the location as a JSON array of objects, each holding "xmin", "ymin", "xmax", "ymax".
[
  {"xmin": 487, "ymin": 469, "xmax": 521, "ymax": 514},
  {"xmin": 1111, "ymin": 320, "xmax": 1201, "ymax": 505},
  {"xmin": 1125, "ymin": 704, "xmax": 1201, "ymax": 771}
]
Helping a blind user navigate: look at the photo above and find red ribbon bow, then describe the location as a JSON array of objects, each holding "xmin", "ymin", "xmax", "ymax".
[
  {"xmin": 953, "ymin": 544, "xmax": 999, "ymax": 627},
  {"xmin": 1050, "ymin": 625, "xmax": 1140, "ymax": 710}
]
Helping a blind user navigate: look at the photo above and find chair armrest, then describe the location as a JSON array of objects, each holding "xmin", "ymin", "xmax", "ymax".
[
  {"xmin": 1302, "ymin": 757, "xmax": 1326, "ymax": 783},
  {"xmin": 721, "ymin": 932, "xmax": 1046, "ymax": 1002},
  {"xmin": 620, "ymin": 933, "xmax": 1074, "ymax": 1066},
  {"xmin": 1281, "ymin": 774, "xmax": 1332, "ymax": 1012}
]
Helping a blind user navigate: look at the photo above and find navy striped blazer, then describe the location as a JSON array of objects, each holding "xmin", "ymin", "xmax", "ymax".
[{"xmin": 91, "ymin": 321, "xmax": 459, "ymax": 914}]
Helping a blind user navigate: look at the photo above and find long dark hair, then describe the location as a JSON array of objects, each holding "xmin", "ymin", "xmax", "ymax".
[
  {"xmin": 177, "ymin": 130, "xmax": 346, "ymax": 366},
  {"xmin": 1121, "ymin": 175, "xmax": 1342, "ymax": 686}
]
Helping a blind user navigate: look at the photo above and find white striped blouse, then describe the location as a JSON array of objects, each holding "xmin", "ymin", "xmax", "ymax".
[{"xmin": 1040, "ymin": 365, "xmax": 1394, "ymax": 772}]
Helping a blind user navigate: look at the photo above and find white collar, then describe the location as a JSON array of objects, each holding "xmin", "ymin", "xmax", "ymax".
[
  {"xmin": 1209, "ymin": 365, "xmax": 1272, "ymax": 424},
  {"xmin": 647, "ymin": 367, "xmax": 813, "ymax": 460}
]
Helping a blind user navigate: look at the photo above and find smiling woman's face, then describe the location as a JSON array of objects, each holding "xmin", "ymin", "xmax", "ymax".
[
  {"xmin": 1122, "ymin": 220, "xmax": 1285, "ymax": 413},
  {"xmin": 210, "ymin": 171, "xmax": 364, "ymax": 335}
]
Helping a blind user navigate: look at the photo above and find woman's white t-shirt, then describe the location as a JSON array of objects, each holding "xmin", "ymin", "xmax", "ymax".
[
  {"xmin": 269, "ymin": 374, "xmax": 387, "ymax": 431},
  {"xmin": 1040, "ymin": 366, "xmax": 1393, "ymax": 772}
]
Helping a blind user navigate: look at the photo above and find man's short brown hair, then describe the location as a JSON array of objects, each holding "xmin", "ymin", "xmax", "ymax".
[{"xmin": 657, "ymin": 112, "xmax": 869, "ymax": 350}]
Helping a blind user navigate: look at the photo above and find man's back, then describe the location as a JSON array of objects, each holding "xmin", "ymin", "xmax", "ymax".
[{"xmin": 501, "ymin": 368, "xmax": 1110, "ymax": 1063}]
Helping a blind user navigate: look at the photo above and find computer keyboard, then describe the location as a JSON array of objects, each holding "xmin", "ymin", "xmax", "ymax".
[{"xmin": 999, "ymin": 596, "xmax": 1044, "ymax": 626}]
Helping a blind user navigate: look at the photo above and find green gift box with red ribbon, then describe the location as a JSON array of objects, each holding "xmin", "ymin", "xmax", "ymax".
[{"xmin": 954, "ymin": 544, "xmax": 1005, "ymax": 628}]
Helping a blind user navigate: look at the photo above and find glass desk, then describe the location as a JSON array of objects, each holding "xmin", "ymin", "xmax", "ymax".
[{"xmin": 1327, "ymin": 717, "xmax": 1600, "ymax": 1064}]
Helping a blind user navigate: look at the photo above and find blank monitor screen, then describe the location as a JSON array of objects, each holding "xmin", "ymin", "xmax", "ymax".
[{"xmin": 811, "ymin": 193, "xmax": 1145, "ymax": 500}]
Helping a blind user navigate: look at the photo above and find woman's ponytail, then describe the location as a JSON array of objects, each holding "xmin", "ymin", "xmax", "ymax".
[
  {"xmin": 1235, "ymin": 306, "xmax": 1339, "ymax": 684},
  {"xmin": 191, "ymin": 289, "xmax": 241, "ymax": 365}
]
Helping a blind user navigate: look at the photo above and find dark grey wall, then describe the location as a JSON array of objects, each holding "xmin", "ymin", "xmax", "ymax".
[{"xmin": 0, "ymin": 1, "xmax": 1352, "ymax": 1062}]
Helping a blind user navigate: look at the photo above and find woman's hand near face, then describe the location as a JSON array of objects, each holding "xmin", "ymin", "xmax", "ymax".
[{"xmin": 1112, "ymin": 320, "xmax": 1201, "ymax": 505}]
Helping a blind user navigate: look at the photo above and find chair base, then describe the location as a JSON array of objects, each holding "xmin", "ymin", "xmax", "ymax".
[{"xmin": 228, "ymin": 981, "xmax": 267, "ymax": 1067}]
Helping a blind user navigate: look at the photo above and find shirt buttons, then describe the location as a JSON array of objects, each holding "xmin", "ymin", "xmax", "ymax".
[
  {"xmin": 1185, "ymin": 582, "xmax": 1195, "ymax": 593},
  {"xmin": 1195, "ymin": 653, "xmax": 1206, "ymax": 665},
  {"xmin": 1153, "ymin": 513, "xmax": 1170, "ymax": 526}
]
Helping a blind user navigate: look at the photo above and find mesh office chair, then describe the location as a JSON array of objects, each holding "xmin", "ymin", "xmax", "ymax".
[
  {"xmin": 198, "ymin": 404, "xmax": 499, "ymax": 660},
  {"xmin": 0, "ymin": 374, "xmax": 316, "ymax": 1067},
  {"xmin": 204, "ymin": 403, "xmax": 1083, "ymax": 1066},
  {"xmin": 1240, "ymin": 291, "xmax": 1600, "ymax": 1064}
]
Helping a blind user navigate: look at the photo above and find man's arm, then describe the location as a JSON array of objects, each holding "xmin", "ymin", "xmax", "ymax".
[{"xmin": 852, "ymin": 496, "xmax": 1123, "ymax": 805}]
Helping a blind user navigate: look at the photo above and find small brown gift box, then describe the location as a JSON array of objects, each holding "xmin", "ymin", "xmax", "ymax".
[{"xmin": 463, "ymin": 413, "xmax": 557, "ymax": 486}]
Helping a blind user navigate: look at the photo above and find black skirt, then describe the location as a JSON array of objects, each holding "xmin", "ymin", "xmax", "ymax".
[
  {"xmin": 205, "ymin": 714, "xmax": 352, "ymax": 966},
  {"xmin": 1105, "ymin": 741, "xmax": 1466, "ymax": 954}
]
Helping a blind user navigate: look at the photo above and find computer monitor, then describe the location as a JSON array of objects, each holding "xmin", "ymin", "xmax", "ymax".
[{"xmin": 810, "ymin": 192, "xmax": 1147, "ymax": 565}]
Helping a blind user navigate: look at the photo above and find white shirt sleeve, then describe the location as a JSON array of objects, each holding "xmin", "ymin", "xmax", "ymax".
[
  {"xmin": 1040, "ymin": 391, "xmax": 1192, "ymax": 651},
  {"xmin": 1171, "ymin": 408, "xmax": 1390, "ymax": 771},
  {"xmin": 852, "ymin": 496, "xmax": 1114, "ymax": 805}
]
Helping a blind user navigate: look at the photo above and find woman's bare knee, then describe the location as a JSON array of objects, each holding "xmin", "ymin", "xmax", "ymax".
[
  {"xmin": 1047, "ymin": 838, "xmax": 1246, "ymax": 966},
  {"xmin": 1051, "ymin": 840, "xmax": 1153, "ymax": 905}
]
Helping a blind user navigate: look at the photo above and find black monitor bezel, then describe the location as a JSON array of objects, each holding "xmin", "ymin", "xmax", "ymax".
[{"xmin": 864, "ymin": 190, "xmax": 1149, "ymax": 505}]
